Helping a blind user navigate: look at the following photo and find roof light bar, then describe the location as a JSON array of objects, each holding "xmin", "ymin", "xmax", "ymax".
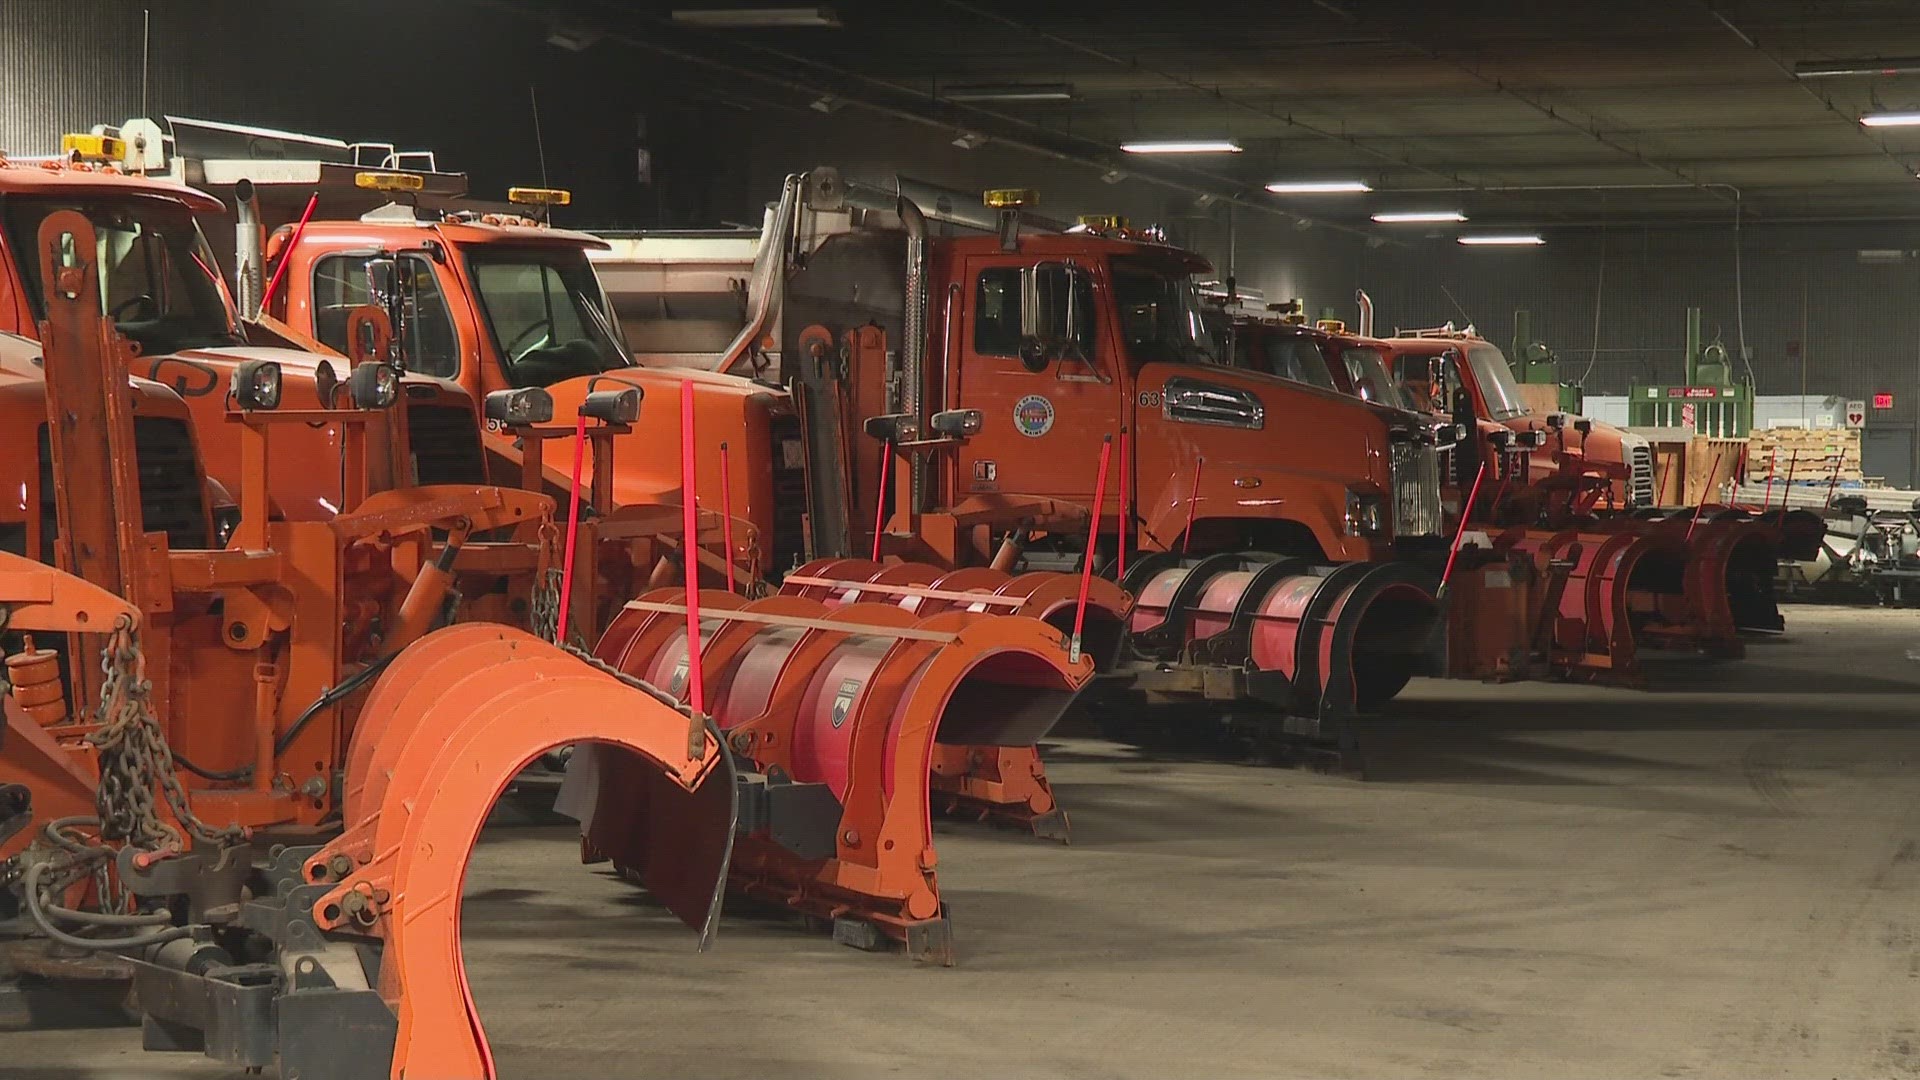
[{"xmin": 1121, "ymin": 139, "xmax": 1243, "ymax": 154}]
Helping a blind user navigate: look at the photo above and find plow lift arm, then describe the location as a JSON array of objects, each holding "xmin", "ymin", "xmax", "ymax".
[{"xmin": 9, "ymin": 214, "xmax": 741, "ymax": 1080}]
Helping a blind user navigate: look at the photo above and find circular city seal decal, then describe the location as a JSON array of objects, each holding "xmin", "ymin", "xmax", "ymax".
[{"xmin": 1013, "ymin": 393, "xmax": 1055, "ymax": 438}]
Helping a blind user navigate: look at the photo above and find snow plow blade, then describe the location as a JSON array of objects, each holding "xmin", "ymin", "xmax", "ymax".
[
  {"xmin": 590, "ymin": 585, "xmax": 1097, "ymax": 962},
  {"xmin": 1493, "ymin": 528, "xmax": 1661, "ymax": 687},
  {"xmin": 295, "ymin": 624, "xmax": 731, "ymax": 1080},
  {"xmin": 1605, "ymin": 509, "xmax": 1788, "ymax": 656},
  {"xmin": 1111, "ymin": 553, "xmax": 1441, "ymax": 747},
  {"xmin": 778, "ymin": 558, "xmax": 1129, "ymax": 838}
]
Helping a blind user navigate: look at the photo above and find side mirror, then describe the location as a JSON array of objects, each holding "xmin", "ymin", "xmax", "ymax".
[
  {"xmin": 1545, "ymin": 413, "xmax": 1565, "ymax": 430},
  {"xmin": 1574, "ymin": 418, "xmax": 1593, "ymax": 435},
  {"xmin": 364, "ymin": 256, "xmax": 398, "ymax": 301}
]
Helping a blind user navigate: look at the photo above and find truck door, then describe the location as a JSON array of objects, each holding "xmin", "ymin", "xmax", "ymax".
[{"xmin": 952, "ymin": 256, "xmax": 1125, "ymax": 505}]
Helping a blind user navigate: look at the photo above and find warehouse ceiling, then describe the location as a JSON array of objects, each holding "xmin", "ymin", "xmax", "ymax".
[{"xmin": 500, "ymin": 0, "xmax": 1920, "ymax": 229}]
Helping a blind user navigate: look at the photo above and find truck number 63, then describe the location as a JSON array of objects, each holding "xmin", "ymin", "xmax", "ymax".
[{"xmin": 1137, "ymin": 390, "xmax": 1161, "ymax": 408}]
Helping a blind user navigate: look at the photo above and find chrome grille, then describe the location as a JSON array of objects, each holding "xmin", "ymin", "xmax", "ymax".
[
  {"xmin": 1626, "ymin": 437, "xmax": 1656, "ymax": 507},
  {"xmin": 1390, "ymin": 440, "xmax": 1443, "ymax": 537}
]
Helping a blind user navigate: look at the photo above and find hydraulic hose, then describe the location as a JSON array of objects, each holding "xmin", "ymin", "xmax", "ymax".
[{"xmin": 23, "ymin": 856, "xmax": 190, "ymax": 952}]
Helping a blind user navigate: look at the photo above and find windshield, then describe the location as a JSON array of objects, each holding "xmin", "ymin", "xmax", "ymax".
[
  {"xmin": 1341, "ymin": 347, "xmax": 1416, "ymax": 409},
  {"xmin": 1108, "ymin": 254, "xmax": 1216, "ymax": 365},
  {"xmin": 466, "ymin": 248, "xmax": 633, "ymax": 388},
  {"xmin": 1236, "ymin": 330, "xmax": 1337, "ymax": 390},
  {"xmin": 1465, "ymin": 342, "xmax": 1530, "ymax": 420},
  {"xmin": 3, "ymin": 195, "xmax": 239, "ymax": 355}
]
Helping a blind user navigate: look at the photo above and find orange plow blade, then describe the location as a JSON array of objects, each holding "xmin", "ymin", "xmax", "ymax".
[
  {"xmin": 179, "ymin": 624, "xmax": 734, "ymax": 1080},
  {"xmin": 587, "ymin": 585, "xmax": 1096, "ymax": 962},
  {"xmin": 1492, "ymin": 527, "xmax": 1663, "ymax": 687},
  {"xmin": 779, "ymin": 558, "xmax": 1128, "ymax": 838}
]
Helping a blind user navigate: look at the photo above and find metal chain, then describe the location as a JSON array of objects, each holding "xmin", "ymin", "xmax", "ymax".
[{"xmin": 87, "ymin": 618, "xmax": 244, "ymax": 850}]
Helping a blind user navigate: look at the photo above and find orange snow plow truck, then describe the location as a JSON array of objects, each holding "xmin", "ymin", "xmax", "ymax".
[{"xmin": 596, "ymin": 169, "xmax": 1460, "ymax": 759}]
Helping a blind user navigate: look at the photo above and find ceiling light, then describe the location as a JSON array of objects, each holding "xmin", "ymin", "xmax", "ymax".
[
  {"xmin": 809, "ymin": 94, "xmax": 843, "ymax": 113},
  {"xmin": 951, "ymin": 131, "xmax": 987, "ymax": 150},
  {"xmin": 1797, "ymin": 57, "xmax": 1920, "ymax": 78},
  {"xmin": 1372, "ymin": 209, "xmax": 1467, "ymax": 223},
  {"xmin": 1861, "ymin": 110, "xmax": 1920, "ymax": 127},
  {"xmin": 545, "ymin": 26, "xmax": 605, "ymax": 51},
  {"xmin": 942, "ymin": 83, "xmax": 1074, "ymax": 102},
  {"xmin": 670, "ymin": 6, "xmax": 841, "ymax": 28},
  {"xmin": 1265, "ymin": 179, "xmax": 1370, "ymax": 194},
  {"xmin": 1458, "ymin": 234, "xmax": 1545, "ymax": 246},
  {"xmin": 1121, "ymin": 139, "xmax": 1243, "ymax": 154},
  {"xmin": 1100, "ymin": 168, "xmax": 1127, "ymax": 184}
]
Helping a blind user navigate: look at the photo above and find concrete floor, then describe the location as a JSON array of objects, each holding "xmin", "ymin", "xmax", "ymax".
[{"xmin": 7, "ymin": 603, "xmax": 1919, "ymax": 1079}]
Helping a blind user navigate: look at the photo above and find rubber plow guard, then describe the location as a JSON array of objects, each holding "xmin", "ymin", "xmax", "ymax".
[
  {"xmin": 1495, "ymin": 528, "xmax": 1659, "ymax": 686},
  {"xmin": 779, "ymin": 558, "xmax": 1129, "ymax": 838},
  {"xmin": 592, "ymin": 586, "xmax": 1096, "ymax": 961},
  {"xmin": 1120, "ymin": 552, "xmax": 1441, "ymax": 740},
  {"xmin": 300, "ymin": 624, "xmax": 731, "ymax": 1080}
]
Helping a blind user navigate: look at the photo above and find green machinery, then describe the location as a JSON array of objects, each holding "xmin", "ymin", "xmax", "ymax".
[
  {"xmin": 1509, "ymin": 310, "xmax": 1585, "ymax": 414},
  {"xmin": 1626, "ymin": 307, "xmax": 1753, "ymax": 437}
]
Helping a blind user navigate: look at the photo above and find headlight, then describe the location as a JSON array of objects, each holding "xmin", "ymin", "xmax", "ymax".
[
  {"xmin": 348, "ymin": 363, "xmax": 399, "ymax": 410},
  {"xmin": 233, "ymin": 359, "xmax": 282, "ymax": 411},
  {"xmin": 485, "ymin": 387, "xmax": 556, "ymax": 426},
  {"xmin": 1345, "ymin": 488, "xmax": 1387, "ymax": 537},
  {"xmin": 581, "ymin": 387, "xmax": 642, "ymax": 426}
]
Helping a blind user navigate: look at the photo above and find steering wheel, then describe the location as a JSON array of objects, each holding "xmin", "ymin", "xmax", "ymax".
[
  {"xmin": 109, "ymin": 293, "xmax": 158, "ymax": 321},
  {"xmin": 504, "ymin": 319, "xmax": 553, "ymax": 362}
]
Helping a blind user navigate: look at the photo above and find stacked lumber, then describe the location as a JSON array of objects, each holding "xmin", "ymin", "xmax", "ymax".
[{"xmin": 1745, "ymin": 427, "xmax": 1862, "ymax": 484}]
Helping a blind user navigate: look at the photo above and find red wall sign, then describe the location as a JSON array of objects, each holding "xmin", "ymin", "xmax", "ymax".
[{"xmin": 1872, "ymin": 391, "xmax": 1895, "ymax": 409}]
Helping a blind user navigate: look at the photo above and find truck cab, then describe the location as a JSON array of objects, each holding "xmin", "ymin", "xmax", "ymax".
[
  {"xmin": 903, "ymin": 225, "xmax": 1440, "ymax": 563},
  {"xmin": 260, "ymin": 210, "xmax": 805, "ymax": 574},
  {"xmin": 0, "ymin": 160, "xmax": 426, "ymax": 530},
  {"xmin": 1384, "ymin": 330, "xmax": 1654, "ymax": 511}
]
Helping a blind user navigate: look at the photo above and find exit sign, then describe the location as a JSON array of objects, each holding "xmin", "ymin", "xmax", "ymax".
[{"xmin": 1873, "ymin": 391, "xmax": 1895, "ymax": 409}]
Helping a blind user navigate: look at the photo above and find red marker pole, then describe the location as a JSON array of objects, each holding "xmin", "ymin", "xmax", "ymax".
[
  {"xmin": 257, "ymin": 192, "xmax": 319, "ymax": 315},
  {"xmin": 1181, "ymin": 455, "xmax": 1204, "ymax": 555},
  {"xmin": 871, "ymin": 441, "xmax": 893, "ymax": 563},
  {"xmin": 1824, "ymin": 451, "xmax": 1844, "ymax": 510},
  {"xmin": 680, "ymin": 381, "xmax": 706, "ymax": 718},
  {"xmin": 554, "ymin": 410, "xmax": 588, "ymax": 644},
  {"xmin": 718, "ymin": 442, "xmax": 736, "ymax": 593},
  {"xmin": 1071, "ymin": 435, "xmax": 1113, "ymax": 664},
  {"xmin": 1761, "ymin": 447, "xmax": 1778, "ymax": 511},
  {"xmin": 1439, "ymin": 461, "xmax": 1489, "ymax": 597},
  {"xmin": 1116, "ymin": 426, "xmax": 1130, "ymax": 581}
]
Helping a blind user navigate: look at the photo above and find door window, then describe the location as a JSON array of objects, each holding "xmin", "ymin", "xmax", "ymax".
[{"xmin": 972, "ymin": 264, "xmax": 1096, "ymax": 359}]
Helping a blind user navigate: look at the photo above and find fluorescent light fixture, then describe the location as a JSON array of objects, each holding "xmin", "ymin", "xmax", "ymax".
[
  {"xmin": 670, "ymin": 6, "xmax": 841, "ymax": 28},
  {"xmin": 951, "ymin": 131, "xmax": 987, "ymax": 150},
  {"xmin": 1861, "ymin": 110, "xmax": 1920, "ymax": 126},
  {"xmin": 1371, "ymin": 209, "xmax": 1467, "ymax": 223},
  {"xmin": 1100, "ymin": 168, "xmax": 1127, "ymax": 184},
  {"xmin": 1265, "ymin": 179, "xmax": 1371, "ymax": 194},
  {"xmin": 809, "ymin": 94, "xmax": 843, "ymax": 113},
  {"xmin": 1797, "ymin": 56, "xmax": 1920, "ymax": 78},
  {"xmin": 1121, "ymin": 139, "xmax": 1242, "ymax": 154},
  {"xmin": 943, "ymin": 83, "xmax": 1074, "ymax": 102},
  {"xmin": 1458, "ymin": 234, "xmax": 1545, "ymax": 246}
]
